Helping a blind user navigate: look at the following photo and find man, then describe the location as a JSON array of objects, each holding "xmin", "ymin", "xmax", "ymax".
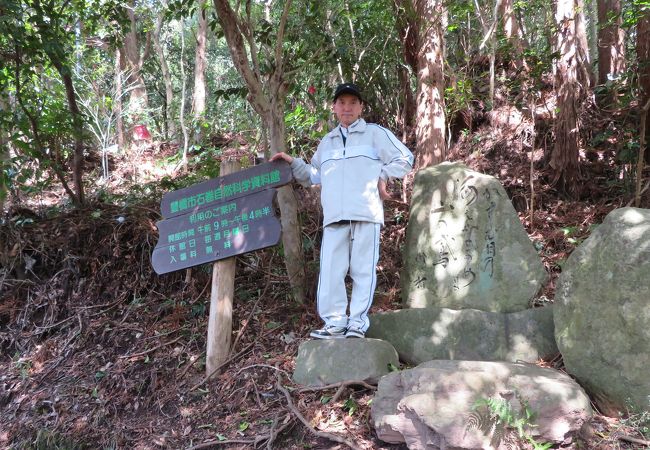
[{"xmin": 271, "ymin": 82, "xmax": 413, "ymax": 338}]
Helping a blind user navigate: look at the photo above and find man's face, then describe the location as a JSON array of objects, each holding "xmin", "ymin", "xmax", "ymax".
[{"xmin": 333, "ymin": 94, "xmax": 363, "ymax": 127}]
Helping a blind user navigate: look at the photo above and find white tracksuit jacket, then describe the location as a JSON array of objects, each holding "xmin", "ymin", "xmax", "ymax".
[{"xmin": 290, "ymin": 119, "xmax": 414, "ymax": 332}]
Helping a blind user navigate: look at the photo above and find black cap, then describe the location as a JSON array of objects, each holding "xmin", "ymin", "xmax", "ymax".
[{"xmin": 333, "ymin": 83, "xmax": 363, "ymax": 102}]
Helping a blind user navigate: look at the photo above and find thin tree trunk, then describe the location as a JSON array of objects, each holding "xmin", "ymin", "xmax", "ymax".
[
  {"xmin": 114, "ymin": 48, "xmax": 125, "ymax": 151},
  {"xmin": 575, "ymin": 0, "xmax": 595, "ymax": 88},
  {"xmin": 154, "ymin": 11, "xmax": 177, "ymax": 141},
  {"xmin": 180, "ymin": 20, "xmax": 189, "ymax": 170},
  {"xmin": 58, "ymin": 71, "xmax": 85, "ymax": 206},
  {"xmin": 0, "ymin": 95, "xmax": 9, "ymax": 214},
  {"xmin": 413, "ymin": 0, "xmax": 447, "ymax": 169},
  {"xmin": 597, "ymin": 0, "xmax": 625, "ymax": 86},
  {"xmin": 192, "ymin": 0, "xmax": 208, "ymax": 144},
  {"xmin": 635, "ymin": 98, "xmax": 650, "ymax": 206},
  {"xmin": 395, "ymin": 0, "xmax": 417, "ymax": 139},
  {"xmin": 497, "ymin": 0, "xmax": 525, "ymax": 68},
  {"xmin": 473, "ymin": 0, "xmax": 496, "ymax": 104},
  {"xmin": 551, "ymin": 0, "xmax": 583, "ymax": 198},
  {"xmin": 32, "ymin": 0, "xmax": 85, "ymax": 205},
  {"xmin": 398, "ymin": 66, "xmax": 415, "ymax": 140},
  {"xmin": 122, "ymin": 0, "xmax": 150, "ymax": 115},
  {"xmin": 326, "ymin": 9, "xmax": 345, "ymax": 81},
  {"xmin": 498, "ymin": 0, "xmax": 521, "ymax": 40},
  {"xmin": 637, "ymin": 10, "xmax": 650, "ymax": 164}
]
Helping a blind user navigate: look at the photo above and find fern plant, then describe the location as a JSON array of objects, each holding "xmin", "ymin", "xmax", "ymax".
[{"xmin": 466, "ymin": 393, "xmax": 553, "ymax": 450}]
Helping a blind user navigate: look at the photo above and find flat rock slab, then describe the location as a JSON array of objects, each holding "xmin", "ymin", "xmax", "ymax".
[
  {"xmin": 367, "ymin": 306, "xmax": 557, "ymax": 365},
  {"xmin": 372, "ymin": 360, "xmax": 592, "ymax": 449},
  {"xmin": 402, "ymin": 162, "xmax": 547, "ymax": 313},
  {"xmin": 554, "ymin": 207, "xmax": 650, "ymax": 414},
  {"xmin": 292, "ymin": 338, "xmax": 399, "ymax": 386}
]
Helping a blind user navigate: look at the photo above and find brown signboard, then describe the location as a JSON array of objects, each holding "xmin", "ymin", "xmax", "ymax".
[
  {"xmin": 152, "ymin": 189, "xmax": 282, "ymax": 275},
  {"xmin": 159, "ymin": 161, "xmax": 292, "ymax": 219}
]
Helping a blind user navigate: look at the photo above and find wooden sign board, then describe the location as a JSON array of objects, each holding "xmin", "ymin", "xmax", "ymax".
[
  {"xmin": 159, "ymin": 161, "xmax": 292, "ymax": 219},
  {"xmin": 153, "ymin": 189, "xmax": 282, "ymax": 274},
  {"xmin": 152, "ymin": 161, "xmax": 293, "ymax": 275}
]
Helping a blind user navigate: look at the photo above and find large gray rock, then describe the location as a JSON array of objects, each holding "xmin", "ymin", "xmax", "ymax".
[
  {"xmin": 372, "ymin": 360, "xmax": 592, "ymax": 449},
  {"xmin": 367, "ymin": 306, "xmax": 557, "ymax": 365},
  {"xmin": 554, "ymin": 207, "xmax": 650, "ymax": 414},
  {"xmin": 402, "ymin": 162, "xmax": 547, "ymax": 313},
  {"xmin": 292, "ymin": 338, "xmax": 399, "ymax": 386}
]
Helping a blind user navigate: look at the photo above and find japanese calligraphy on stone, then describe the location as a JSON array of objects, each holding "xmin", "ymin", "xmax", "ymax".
[{"xmin": 415, "ymin": 175, "xmax": 503, "ymax": 299}]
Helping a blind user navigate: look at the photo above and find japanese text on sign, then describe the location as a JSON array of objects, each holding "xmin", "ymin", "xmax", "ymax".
[
  {"xmin": 169, "ymin": 170, "xmax": 281, "ymax": 215},
  {"xmin": 152, "ymin": 188, "xmax": 281, "ymax": 274}
]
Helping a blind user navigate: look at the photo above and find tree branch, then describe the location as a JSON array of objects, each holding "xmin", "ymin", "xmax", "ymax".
[
  {"xmin": 213, "ymin": 0, "xmax": 269, "ymax": 116},
  {"xmin": 273, "ymin": 0, "xmax": 293, "ymax": 72},
  {"xmin": 276, "ymin": 381, "xmax": 363, "ymax": 450}
]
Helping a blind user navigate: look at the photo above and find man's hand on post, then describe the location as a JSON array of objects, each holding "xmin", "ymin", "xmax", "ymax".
[{"xmin": 270, "ymin": 152, "xmax": 294, "ymax": 164}]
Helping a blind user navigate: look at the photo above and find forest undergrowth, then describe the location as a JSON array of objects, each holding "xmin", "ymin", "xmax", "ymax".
[{"xmin": 1, "ymin": 104, "xmax": 649, "ymax": 449}]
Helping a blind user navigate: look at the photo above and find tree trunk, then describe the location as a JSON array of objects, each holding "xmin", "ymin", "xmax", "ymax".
[
  {"xmin": 114, "ymin": 48, "xmax": 125, "ymax": 151},
  {"xmin": 153, "ymin": 11, "xmax": 177, "ymax": 141},
  {"xmin": 269, "ymin": 97, "xmax": 306, "ymax": 304},
  {"xmin": 597, "ymin": 0, "xmax": 626, "ymax": 86},
  {"xmin": 638, "ymin": 10, "xmax": 650, "ymax": 164},
  {"xmin": 32, "ymin": 0, "xmax": 84, "ymax": 205},
  {"xmin": 59, "ymin": 71, "xmax": 85, "ymax": 206},
  {"xmin": 398, "ymin": 66, "xmax": 416, "ymax": 140},
  {"xmin": 413, "ymin": 0, "xmax": 447, "ymax": 169},
  {"xmin": 0, "ymin": 95, "xmax": 9, "ymax": 214},
  {"xmin": 395, "ymin": 0, "xmax": 417, "ymax": 139},
  {"xmin": 192, "ymin": 0, "xmax": 208, "ymax": 144},
  {"xmin": 551, "ymin": 0, "xmax": 584, "ymax": 198},
  {"xmin": 122, "ymin": 0, "xmax": 150, "ymax": 116},
  {"xmin": 497, "ymin": 0, "xmax": 521, "ymax": 41},
  {"xmin": 179, "ymin": 19, "xmax": 189, "ymax": 170},
  {"xmin": 497, "ymin": 0, "xmax": 527, "ymax": 71},
  {"xmin": 575, "ymin": 0, "xmax": 595, "ymax": 88},
  {"xmin": 212, "ymin": 0, "xmax": 306, "ymax": 303}
]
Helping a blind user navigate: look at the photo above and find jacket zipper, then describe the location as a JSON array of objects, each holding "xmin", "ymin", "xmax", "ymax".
[{"xmin": 341, "ymin": 129, "xmax": 346, "ymax": 219}]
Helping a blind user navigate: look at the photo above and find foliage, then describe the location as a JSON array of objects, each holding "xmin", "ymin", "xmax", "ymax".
[
  {"xmin": 0, "ymin": 0, "xmax": 126, "ymax": 203},
  {"xmin": 343, "ymin": 396, "xmax": 359, "ymax": 416},
  {"xmin": 467, "ymin": 394, "xmax": 552, "ymax": 450},
  {"xmin": 619, "ymin": 398, "xmax": 650, "ymax": 440}
]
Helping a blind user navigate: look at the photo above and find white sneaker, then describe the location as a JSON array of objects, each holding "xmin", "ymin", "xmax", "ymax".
[{"xmin": 309, "ymin": 325, "xmax": 347, "ymax": 339}]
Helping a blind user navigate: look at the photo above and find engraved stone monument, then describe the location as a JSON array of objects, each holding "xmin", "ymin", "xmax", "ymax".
[{"xmin": 402, "ymin": 162, "xmax": 547, "ymax": 313}]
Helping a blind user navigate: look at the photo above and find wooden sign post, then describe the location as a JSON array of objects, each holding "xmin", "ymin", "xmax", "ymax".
[
  {"xmin": 206, "ymin": 159, "xmax": 238, "ymax": 376},
  {"xmin": 151, "ymin": 160, "xmax": 293, "ymax": 376}
]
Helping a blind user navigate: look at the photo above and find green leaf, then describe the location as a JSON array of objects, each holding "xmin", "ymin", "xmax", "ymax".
[
  {"xmin": 343, "ymin": 397, "xmax": 358, "ymax": 416},
  {"xmin": 238, "ymin": 421, "xmax": 249, "ymax": 432}
]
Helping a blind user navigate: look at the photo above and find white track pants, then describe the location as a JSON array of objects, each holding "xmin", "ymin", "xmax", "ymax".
[{"xmin": 316, "ymin": 221, "xmax": 380, "ymax": 332}]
